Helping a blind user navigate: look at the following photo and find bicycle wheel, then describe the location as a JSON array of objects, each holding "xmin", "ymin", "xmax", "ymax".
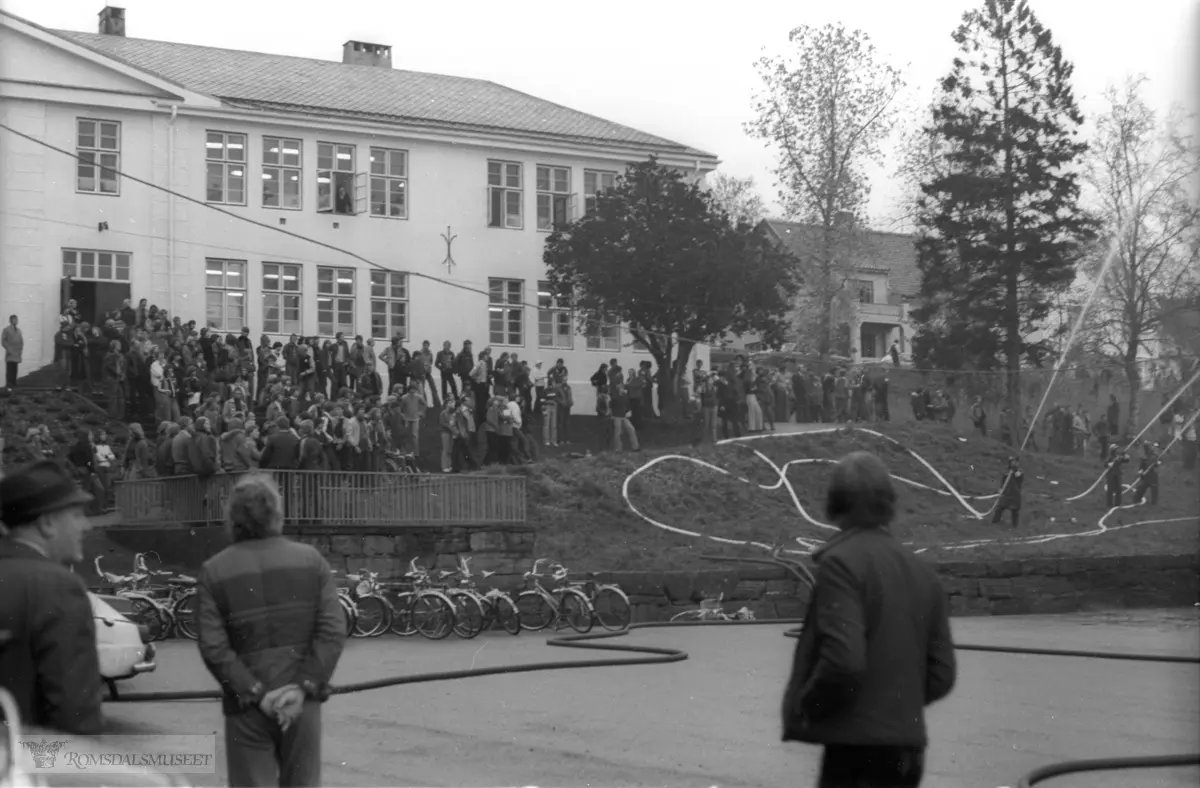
[
  {"xmin": 447, "ymin": 591, "xmax": 485, "ymax": 640},
  {"xmin": 171, "ymin": 591, "xmax": 198, "ymax": 640},
  {"xmin": 354, "ymin": 594, "xmax": 393, "ymax": 638},
  {"xmin": 121, "ymin": 593, "xmax": 171, "ymax": 642},
  {"xmin": 493, "ymin": 594, "xmax": 521, "ymax": 635},
  {"xmin": 388, "ymin": 592, "xmax": 417, "ymax": 636},
  {"xmin": 338, "ymin": 595, "xmax": 358, "ymax": 638},
  {"xmin": 669, "ymin": 609, "xmax": 707, "ymax": 622},
  {"xmin": 557, "ymin": 588, "xmax": 594, "ymax": 634},
  {"xmin": 592, "ymin": 586, "xmax": 632, "ymax": 631},
  {"xmin": 515, "ymin": 590, "xmax": 554, "ymax": 632},
  {"xmin": 410, "ymin": 593, "xmax": 455, "ymax": 640}
]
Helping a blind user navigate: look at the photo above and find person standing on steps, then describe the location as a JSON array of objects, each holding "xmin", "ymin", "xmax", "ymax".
[
  {"xmin": 991, "ymin": 456, "xmax": 1023, "ymax": 527},
  {"xmin": 2, "ymin": 314, "xmax": 22, "ymax": 390},
  {"xmin": 782, "ymin": 451, "xmax": 956, "ymax": 788}
]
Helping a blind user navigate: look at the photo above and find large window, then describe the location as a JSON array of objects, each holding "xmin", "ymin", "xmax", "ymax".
[
  {"xmin": 853, "ymin": 279, "xmax": 875, "ymax": 304},
  {"xmin": 537, "ymin": 281, "xmax": 572, "ymax": 349},
  {"xmin": 370, "ymin": 270, "xmax": 408, "ymax": 340},
  {"xmin": 583, "ymin": 169, "xmax": 616, "ymax": 215},
  {"xmin": 317, "ymin": 143, "xmax": 364, "ymax": 215},
  {"xmin": 487, "ymin": 161, "xmax": 523, "ymax": 229},
  {"xmin": 262, "ymin": 263, "xmax": 302, "ymax": 334},
  {"xmin": 76, "ymin": 119, "xmax": 120, "ymax": 195},
  {"xmin": 263, "ymin": 137, "xmax": 302, "ymax": 209},
  {"xmin": 317, "ymin": 267, "xmax": 356, "ymax": 335},
  {"xmin": 369, "ymin": 148, "xmax": 408, "ymax": 219},
  {"xmin": 488, "ymin": 278, "xmax": 524, "ymax": 346},
  {"xmin": 586, "ymin": 313, "xmax": 620, "ymax": 351},
  {"xmin": 205, "ymin": 131, "xmax": 247, "ymax": 205},
  {"xmin": 536, "ymin": 165, "xmax": 572, "ymax": 231},
  {"xmin": 62, "ymin": 249, "xmax": 130, "ymax": 281},
  {"xmin": 205, "ymin": 259, "xmax": 247, "ymax": 331}
]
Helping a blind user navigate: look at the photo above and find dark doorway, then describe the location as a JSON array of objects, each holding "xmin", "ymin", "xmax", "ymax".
[{"xmin": 63, "ymin": 278, "xmax": 131, "ymax": 327}]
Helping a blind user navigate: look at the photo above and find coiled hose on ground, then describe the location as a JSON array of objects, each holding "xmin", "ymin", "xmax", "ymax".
[{"xmin": 106, "ymin": 618, "xmax": 1200, "ymax": 786}]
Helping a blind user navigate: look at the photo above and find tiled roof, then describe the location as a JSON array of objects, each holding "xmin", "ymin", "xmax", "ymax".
[
  {"xmin": 762, "ymin": 219, "xmax": 921, "ymax": 298},
  {"xmin": 48, "ymin": 27, "xmax": 714, "ymax": 157}
]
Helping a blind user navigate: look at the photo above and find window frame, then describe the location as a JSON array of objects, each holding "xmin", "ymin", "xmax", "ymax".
[
  {"xmin": 368, "ymin": 147, "xmax": 409, "ymax": 220},
  {"xmin": 537, "ymin": 280, "xmax": 573, "ymax": 350},
  {"xmin": 262, "ymin": 136, "xmax": 303, "ymax": 210},
  {"xmin": 486, "ymin": 160, "xmax": 524, "ymax": 230},
  {"xmin": 204, "ymin": 258, "xmax": 248, "ymax": 332},
  {"xmin": 75, "ymin": 118, "xmax": 121, "ymax": 196},
  {"xmin": 316, "ymin": 142, "xmax": 361, "ymax": 216},
  {"xmin": 583, "ymin": 169, "xmax": 617, "ymax": 215},
  {"xmin": 204, "ymin": 130, "xmax": 248, "ymax": 206},
  {"xmin": 585, "ymin": 313, "xmax": 621, "ymax": 352},
  {"xmin": 261, "ymin": 262, "xmax": 303, "ymax": 335},
  {"xmin": 369, "ymin": 269, "xmax": 409, "ymax": 341},
  {"xmin": 853, "ymin": 279, "xmax": 876, "ymax": 304},
  {"xmin": 488, "ymin": 277, "xmax": 525, "ymax": 346},
  {"xmin": 316, "ymin": 266, "xmax": 357, "ymax": 336},
  {"xmin": 535, "ymin": 165, "xmax": 572, "ymax": 231},
  {"xmin": 62, "ymin": 249, "xmax": 131, "ymax": 282}
]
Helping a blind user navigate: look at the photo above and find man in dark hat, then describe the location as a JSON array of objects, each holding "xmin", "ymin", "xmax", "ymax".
[
  {"xmin": 1104, "ymin": 444, "xmax": 1128, "ymax": 508},
  {"xmin": 992, "ymin": 456, "xmax": 1023, "ymax": 527},
  {"xmin": 782, "ymin": 451, "xmax": 956, "ymax": 787},
  {"xmin": 0, "ymin": 460, "xmax": 105, "ymax": 734},
  {"xmin": 1133, "ymin": 443, "xmax": 1161, "ymax": 505}
]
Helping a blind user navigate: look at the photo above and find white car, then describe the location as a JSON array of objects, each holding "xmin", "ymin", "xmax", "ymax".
[{"xmin": 89, "ymin": 593, "xmax": 156, "ymax": 691}]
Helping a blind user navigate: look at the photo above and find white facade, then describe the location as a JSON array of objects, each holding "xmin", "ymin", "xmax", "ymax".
[{"xmin": 0, "ymin": 12, "xmax": 714, "ymax": 412}]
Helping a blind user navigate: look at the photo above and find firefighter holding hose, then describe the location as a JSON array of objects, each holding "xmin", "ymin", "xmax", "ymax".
[
  {"xmin": 1133, "ymin": 443, "xmax": 1161, "ymax": 505},
  {"xmin": 1104, "ymin": 445, "xmax": 1128, "ymax": 508},
  {"xmin": 992, "ymin": 456, "xmax": 1023, "ymax": 528}
]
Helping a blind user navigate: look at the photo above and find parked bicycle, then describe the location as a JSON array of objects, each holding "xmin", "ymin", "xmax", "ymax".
[
  {"xmin": 669, "ymin": 592, "xmax": 756, "ymax": 622},
  {"xmin": 337, "ymin": 569, "xmax": 393, "ymax": 638},
  {"xmin": 446, "ymin": 556, "xmax": 521, "ymax": 635},
  {"xmin": 383, "ymin": 450, "xmax": 423, "ymax": 474},
  {"xmin": 549, "ymin": 562, "xmax": 631, "ymax": 631},
  {"xmin": 133, "ymin": 552, "xmax": 199, "ymax": 640},
  {"xmin": 399, "ymin": 558, "xmax": 457, "ymax": 640},
  {"xmin": 93, "ymin": 555, "xmax": 173, "ymax": 642},
  {"xmin": 515, "ymin": 559, "xmax": 593, "ymax": 633}
]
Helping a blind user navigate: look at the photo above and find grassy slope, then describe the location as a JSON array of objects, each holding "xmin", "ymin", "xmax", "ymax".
[{"xmin": 484, "ymin": 422, "xmax": 1199, "ymax": 571}]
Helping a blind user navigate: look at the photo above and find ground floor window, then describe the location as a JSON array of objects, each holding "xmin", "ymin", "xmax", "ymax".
[
  {"xmin": 317, "ymin": 266, "xmax": 356, "ymax": 335},
  {"xmin": 62, "ymin": 249, "xmax": 131, "ymax": 281},
  {"xmin": 370, "ymin": 270, "xmax": 408, "ymax": 340},
  {"xmin": 205, "ymin": 258, "xmax": 247, "ymax": 331},
  {"xmin": 586, "ymin": 313, "xmax": 620, "ymax": 351},
  {"xmin": 262, "ymin": 262, "xmax": 302, "ymax": 334},
  {"xmin": 489, "ymin": 278, "xmax": 524, "ymax": 346}
]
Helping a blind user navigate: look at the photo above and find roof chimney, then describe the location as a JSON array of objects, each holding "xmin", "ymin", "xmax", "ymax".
[
  {"xmin": 98, "ymin": 6, "xmax": 125, "ymax": 36},
  {"xmin": 342, "ymin": 41, "xmax": 392, "ymax": 68}
]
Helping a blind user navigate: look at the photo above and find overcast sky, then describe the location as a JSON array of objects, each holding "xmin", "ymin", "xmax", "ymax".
[{"xmin": 9, "ymin": 0, "xmax": 1197, "ymax": 228}]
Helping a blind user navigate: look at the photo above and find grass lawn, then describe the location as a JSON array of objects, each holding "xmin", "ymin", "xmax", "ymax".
[{"xmin": 484, "ymin": 421, "xmax": 1199, "ymax": 571}]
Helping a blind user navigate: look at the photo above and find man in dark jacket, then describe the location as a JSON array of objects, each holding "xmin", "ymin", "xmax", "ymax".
[
  {"xmin": 0, "ymin": 460, "xmax": 105, "ymax": 734},
  {"xmin": 260, "ymin": 416, "xmax": 300, "ymax": 470},
  {"xmin": 196, "ymin": 473, "xmax": 345, "ymax": 787},
  {"xmin": 1105, "ymin": 445, "xmax": 1128, "ymax": 507},
  {"xmin": 782, "ymin": 451, "xmax": 956, "ymax": 787},
  {"xmin": 991, "ymin": 456, "xmax": 1023, "ymax": 527}
]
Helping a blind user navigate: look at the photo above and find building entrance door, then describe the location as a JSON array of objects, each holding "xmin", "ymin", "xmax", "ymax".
[{"xmin": 62, "ymin": 277, "xmax": 131, "ymax": 327}]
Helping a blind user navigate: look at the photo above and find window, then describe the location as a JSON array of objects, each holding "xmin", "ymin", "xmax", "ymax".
[
  {"xmin": 537, "ymin": 280, "xmax": 572, "ymax": 349},
  {"xmin": 488, "ymin": 278, "xmax": 524, "ymax": 345},
  {"xmin": 205, "ymin": 131, "xmax": 247, "ymax": 205},
  {"xmin": 263, "ymin": 137, "xmax": 302, "ymax": 209},
  {"xmin": 583, "ymin": 169, "xmax": 616, "ymax": 214},
  {"xmin": 369, "ymin": 148, "xmax": 408, "ymax": 219},
  {"xmin": 205, "ymin": 259, "xmax": 247, "ymax": 331},
  {"xmin": 536, "ymin": 165, "xmax": 572, "ymax": 230},
  {"xmin": 317, "ymin": 143, "xmax": 364, "ymax": 215},
  {"xmin": 586, "ymin": 313, "xmax": 620, "ymax": 351},
  {"xmin": 632, "ymin": 334, "xmax": 651, "ymax": 353},
  {"xmin": 853, "ymin": 279, "xmax": 875, "ymax": 304},
  {"xmin": 317, "ymin": 267, "xmax": 356, "ymax": 335},
  {"xmin": 487, "ymin": 161, "xmax": 523, "ymax": 229},
  {"xmin": 76, "ymin": 119, "xmax": 120, "ymax": 194},
  {"xmin": 62, "ymin": 249, "xmax": 130, "ymax": 281},
  {"xmin": 262, "ymin": 263, "xmax": 302, "ymax": 334},
  {"xmin": 370, "ymin": 270, "xmax": 408, "ymax": 340}
]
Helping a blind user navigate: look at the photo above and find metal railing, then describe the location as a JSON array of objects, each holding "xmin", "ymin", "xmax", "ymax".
[{"xmin": 113, "ymin": 470, "xmax": 526, "ymax": 526}]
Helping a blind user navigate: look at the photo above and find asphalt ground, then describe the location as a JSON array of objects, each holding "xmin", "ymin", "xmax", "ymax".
[{"xmin": 99, "ymin": 608, "xmax": 1200, "ymax": 788}]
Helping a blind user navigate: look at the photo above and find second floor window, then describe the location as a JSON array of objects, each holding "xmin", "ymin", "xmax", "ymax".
[
  {"xmin": 584, "ymin": 169, "xmax": 616, "ymax": 215},
  {"xmin": 317, "ymin": 266, "xmax": 356, "ymax": 335},
  {"xmin": 205, "ymin": 132, "xmax": 246, "ymax": 205},
  {"xmin": 853, "ymin": 279, "xmax": 875, "ymax": 304},
  {"xmin": 263, "ymin": 137, "xmax": 302, "ymax": 209},
  {"xmin": 317, "ymin": 143, "xmax": 363, "ymax": 215},
  {"xmin": 536, "ymin": 166, "xmax": 572, "ymax": 231},
  {"xmin": 369, "ymin": 148, "xmax": 408, "ymax": 219},
  {"xmin": 487, "ymin": 161, "xmax": 523, "ymax": 229},
  {"xmin": 76, "ymin": 119, "xmax": 120, "ymax": 195}
]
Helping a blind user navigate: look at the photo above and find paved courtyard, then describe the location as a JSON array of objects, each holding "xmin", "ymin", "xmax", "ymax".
[{"xmin": 105, "ymin": 610, "xmax": 1199, "ymax": 787}]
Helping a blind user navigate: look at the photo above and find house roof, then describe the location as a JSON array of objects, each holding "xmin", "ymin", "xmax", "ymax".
[
  {"xmin": 762, "ymin": 219, "xmax": 921, "ymax": 298},
  {"xmin": 39, "ymin": 23, "xmax": 715, "ymax": 158}
]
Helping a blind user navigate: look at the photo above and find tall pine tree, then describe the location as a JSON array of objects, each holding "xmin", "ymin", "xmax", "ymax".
[{"xmin": 911, "ymin": 0, "xmax": 1096, "ymax": 444}]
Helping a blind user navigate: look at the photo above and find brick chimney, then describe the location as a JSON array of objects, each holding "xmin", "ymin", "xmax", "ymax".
[
  {"xmin": 342, "ymin": 41, "xmax": 391, "ymax": 68},
  {"xmin": 98, "ymin": 6, "xmax": 125, "ymax": 36}
]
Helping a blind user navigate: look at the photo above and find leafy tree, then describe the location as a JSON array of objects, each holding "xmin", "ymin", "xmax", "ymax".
[
  {"xmin": 1077, "ymin": 77, "xmax": 1200, "ymax": 433},
  {"xmin": 542, "ymin": 158, "xmax": 798, "ymax": 414},
  {"xmin": 706, "ymin": 172, "xmax": 766, "ymax": 227},
  {"xmin": 746, "ymin": 23, "xmax": 904, "ymax": 358},
  {"xmin": 910, "ymin": 0, "xmax": 1097, "ymax": 443}
]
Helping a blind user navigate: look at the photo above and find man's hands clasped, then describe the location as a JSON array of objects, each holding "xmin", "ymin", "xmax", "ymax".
[{"xmin": 259, "ymin": 684, "xmax": 306, "ymax": 731}]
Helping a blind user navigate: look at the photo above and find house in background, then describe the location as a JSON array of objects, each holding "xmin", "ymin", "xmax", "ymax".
[
  {"xmin": 0, "ymin": 5, "xmax": 715, "ymax": 413},
  {"xmin": 730, "ymin": 218, "xmax": 921, "ymax": 360}
]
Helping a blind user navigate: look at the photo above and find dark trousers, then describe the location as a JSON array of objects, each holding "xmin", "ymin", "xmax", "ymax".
[
  {"xmin": 441, "ymin": 370, "xmax": 459, "ymax": 402},
  {"xmin": 1134, "ymin": 480, "xmax": 1158, "ymax": 505},
  {"xmin": 818, "ymin": 744, "xmax": 925, "ymax": 788},
  {"xmin": 1105, "ymin": 481, "xmax": 1122, "ymax": 508},
  {"xmin": 992, "ymin": 505, "xmax": 1019, "ymax": 527},
  {"xmin": 224, "ymin": 702, "xmax": 322, "ymax": 788},
  {"xmin": 4, "ymin": 360, "xmax": 16, "ymax": 388}
]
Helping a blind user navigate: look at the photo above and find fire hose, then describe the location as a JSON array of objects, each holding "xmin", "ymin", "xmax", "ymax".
[{"xmin": 107, "ymin": 619, "xmax": 1200, "ymax": 786}]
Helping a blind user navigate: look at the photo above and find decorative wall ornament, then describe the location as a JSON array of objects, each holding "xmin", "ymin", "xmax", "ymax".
[{"xmin": 441, "ymin": 226, "xmax": 458, "ymax": 274}]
